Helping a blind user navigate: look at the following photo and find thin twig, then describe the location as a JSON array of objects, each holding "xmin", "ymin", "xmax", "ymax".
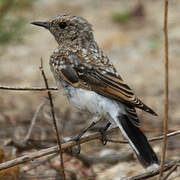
[
  {"xmin": 0, "ymin": 85, "xmax": 58, "ymax": 91},
  {"xmin": 162, "ymin": 163, "xmax": 179, "ymax": 180},
  {"xmin": 20, "ymin": 175, "xmax": 58, "ymax": 179},
  {"xmin": 21, "ymin": 153, "xmax": 58, "ymax": 174},
  {"xmin": 39, "ymin": 58, "xmax": 65, "ymax": 180},
  {"xmin": 24, "ymin": 100, "xmax": 46, "ymax": 141},
  {"xmin": 0, "ymin": 127, "xmax": 118, "ymax": 171},
  {"xmin": 6, "ymin": 130, "xmax": 179, "ymax": 154},
  {"xmin": 126, "ymin": 160, "xmax": 180, "ymax": 180},
  {"xmin": 107, "ymin": 130, "xmax": 180, "ymax": 144},
  {"xmin": 159, "ymin": 0, "xmax": 169, "ymax": 179},
  {"xmin": 3, "ymin": 128, "xmax": 180, "ymax": 170},
  {"xmin": 1, "ymin": 126, "xmax": 180, "ymax": 177},
  {"xmin": 72, "ymin": 152, "xmax": 133, "ymax": 166},
  {"xmin": 20, "ymin": 145, "xmax": 132, "ymax": 173},
  {"xmin": 4, "ymin": 129, "xmax": 179, "ymax": 168}
]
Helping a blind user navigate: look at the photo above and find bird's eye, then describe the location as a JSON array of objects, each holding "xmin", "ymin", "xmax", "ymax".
[{"xmin": 59, "ymin": 22, "xmax": 67, "ymax": 29}]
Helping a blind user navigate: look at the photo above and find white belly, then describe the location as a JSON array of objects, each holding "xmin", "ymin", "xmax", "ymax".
[{"xmin": 66, "ymin": 86, "xmax": 126, "ymax": 121}]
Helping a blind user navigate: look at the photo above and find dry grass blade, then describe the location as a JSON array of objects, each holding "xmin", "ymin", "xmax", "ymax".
[
  {"xmin": 39, "ymin": 58, "xmax": 65, "ymax": 180},
  {"xmin": 159, "ymin": 0, "xmax": 169, "ymax": 179},
  {"xmin": 24, "ymin": 100, "xmax": 46, "ymax": 141}
]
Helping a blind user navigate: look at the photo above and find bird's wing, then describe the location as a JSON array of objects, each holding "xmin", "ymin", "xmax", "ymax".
[{"xmin": 52, "ymin": 54, "xmax": 157, "ymax": 126}]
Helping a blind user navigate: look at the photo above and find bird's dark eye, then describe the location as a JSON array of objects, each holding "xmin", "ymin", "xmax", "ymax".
[{"xmin": 59, "ymin": 22, "xmax": 67, "ymax": 29}]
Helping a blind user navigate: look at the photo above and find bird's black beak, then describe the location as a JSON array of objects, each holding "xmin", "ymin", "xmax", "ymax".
[{"xmin": 31, "ymin": 21, "xmax": 50, "ymax": 29}]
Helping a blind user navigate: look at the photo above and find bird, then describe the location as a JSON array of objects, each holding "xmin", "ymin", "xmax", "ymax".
[{"xmin": 31, "ymin": 14, "xmax": 159, "ymax": 170}]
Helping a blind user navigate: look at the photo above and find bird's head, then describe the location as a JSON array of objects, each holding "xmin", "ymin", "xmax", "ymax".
[{"xmin": 31, "ymin": 14, "xmax": 94, "ymax": 47}]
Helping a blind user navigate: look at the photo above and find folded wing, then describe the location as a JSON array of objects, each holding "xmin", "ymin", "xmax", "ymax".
[{"xmin": 55, "ymin": 54, "xmax": 157, "ymax": 126}]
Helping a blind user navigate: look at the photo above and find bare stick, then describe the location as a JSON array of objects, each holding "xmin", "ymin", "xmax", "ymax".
[
  {"xmin": 22, "ymin": 153, "xmax": 58, "ymax": 174},
  {"xmin": 162, "ymin": 163, "xmax": 179, "ymax": 180},
  {"xmin": 159, "ymin": 0, "xmax": 169, "ymax": 179},
  {"xmin": 24, "ymin": 100, "xmax": 46, "ymax": 141},
  {"xmin": 73, "ymin": 152, "xmax": 133, "ymax": 166},
  {"xmin": 39, "ymin": 58, "xmax": 65, "ymax": 179},
  {"xmin": 0, "ymin": 127, "xmax": 118, "ymax": 171},
  {"xmin": 107, "ymin": 130, "xmax": 180, "ymax": 144},
  {"xmin": 127, "ymin": 160, "xmax": 180, "ymax": 180},
  {"xmin": 1, "ymin": 127, "xmax": 180, "ymax": 174},
  {"xmin": 0, "ymin": 85, "xmax": 58, "ymax": 91},
  {"xmin": 6, "ymin": 129, "xmax": 179, "ymax": 154}
]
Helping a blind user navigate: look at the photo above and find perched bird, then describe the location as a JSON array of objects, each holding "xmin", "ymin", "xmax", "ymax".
[{"xmin": 31, "ymin": 14, "xmax": 159, "ymax": 170}]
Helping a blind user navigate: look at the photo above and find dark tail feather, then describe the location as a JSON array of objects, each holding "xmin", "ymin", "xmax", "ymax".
[
  {"xmin": 117, "ymin": 115, "xmax": 159, "ymax": 168},
  {"xmin": 136, "ymin": 98, "xmax": 158, "ymax": 116}
]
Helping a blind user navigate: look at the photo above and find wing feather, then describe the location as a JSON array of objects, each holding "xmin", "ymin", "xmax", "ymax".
[{"xmin": 55, "ymin": 54, "xmax": 157, "ymax": 118}]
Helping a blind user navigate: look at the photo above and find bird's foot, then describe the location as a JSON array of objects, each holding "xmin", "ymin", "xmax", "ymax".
[
  {"xmin": 70, "ymin": 134, "xmax": 82, "ymax": 154},
  {"xmin": 99, "ymin": 122, "xmax": 111, "ymax": 145},
  {"xmin": 70, "ymin": 121, "xmax": 96, "ymax": 154}
]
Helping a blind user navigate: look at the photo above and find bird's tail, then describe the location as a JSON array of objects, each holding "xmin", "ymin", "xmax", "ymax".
[{"xmin": 116, "ymin": 114, "xmax": 159, "ymax": 169}]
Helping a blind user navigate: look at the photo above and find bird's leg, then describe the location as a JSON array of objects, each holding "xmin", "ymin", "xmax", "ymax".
[
  {"xmin": 99, "ymin": 122, "xmax": 111, "ymax": 145},
  {"xmin": 70, "ymin": 121, "xmax": 96, "ymax": 154},
  {"xmin": 70, "ymin": 116, "xmax": 102, "ymax": 154}
]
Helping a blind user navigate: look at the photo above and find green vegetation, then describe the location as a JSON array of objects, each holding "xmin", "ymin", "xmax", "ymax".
[
  {"xmin": 112, "ymin": 12, "xmax": 131, "ymax": 23},
  {"xmin": 112, "ymin": 3, "xmax": 145, "ymax": 24},
  {"xmin": 0, "ymin": 0, "xmax": 35, "ymax": 45}
]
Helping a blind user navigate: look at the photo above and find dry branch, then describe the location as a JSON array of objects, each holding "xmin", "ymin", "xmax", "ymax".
[
  {"xmin": 127, "ymin": 160, "xmax": 180, "ymax": 180},
  {"xmin": 5, "ymin": 130, "xmax": 180, "ymax": 154},
  {"xmin": 160, "ymin": 0, "xmax": 169, "ymax": 179},
  {"xmin": 1, "ymin": 128, "xmax": 179, "ymax": 175},
  {"xmin": 0, "ymin": 85, "xmax": 58, "ymax": 91},
  {"xmin": 0, "ymin": 127, "xmax": 118, "ymax": 171},
  {"xmin": 39, "ymin": 58, "xmax": 65, "ymax": 179},
  {"xmin": 107, "ymin": 130, "xmax": 180, "ymax": 144},
  {"xmin": 162, "ymin": 163, "xmax": 179, "ymax": 180},
  {"xmin": 74, "ymin": 152, "xmax": 133, "ymax": 166},
  {"xmin": 22, "ymin": 153, "xmax": 58, "ymax": 174}
]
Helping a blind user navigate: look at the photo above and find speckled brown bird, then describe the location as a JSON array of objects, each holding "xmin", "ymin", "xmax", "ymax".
[{"xmin": 31, "ymin": 14, "xmax": 159, "ymax": 170}]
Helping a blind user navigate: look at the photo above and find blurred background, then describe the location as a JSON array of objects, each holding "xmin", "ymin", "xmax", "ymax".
[{"xmin": 0, "ymin": 0, "xmax": 180, "ymax": 179}]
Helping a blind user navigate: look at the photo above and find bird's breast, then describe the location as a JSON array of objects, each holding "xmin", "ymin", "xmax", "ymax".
[{"xmin": 66, "ymin": 85, "xmax": 126, "ymax": 119}]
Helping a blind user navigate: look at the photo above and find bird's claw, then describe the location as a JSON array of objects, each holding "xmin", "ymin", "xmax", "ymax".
[
  {"xmin": 100, "ymin": 129, "xmax": 108, "ymax": 145},
  {"xmin": 99, "ymin": 122, "xmax": 111, "ymax": 145},
  {"xmin": 70, "ymin": 135, "xmax": 82, "ymax": 155}
]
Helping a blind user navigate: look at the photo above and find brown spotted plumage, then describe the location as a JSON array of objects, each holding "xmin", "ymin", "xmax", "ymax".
[{"xmin": 31, "ymin": 14, "xmax": 159, "ymax": 169}]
